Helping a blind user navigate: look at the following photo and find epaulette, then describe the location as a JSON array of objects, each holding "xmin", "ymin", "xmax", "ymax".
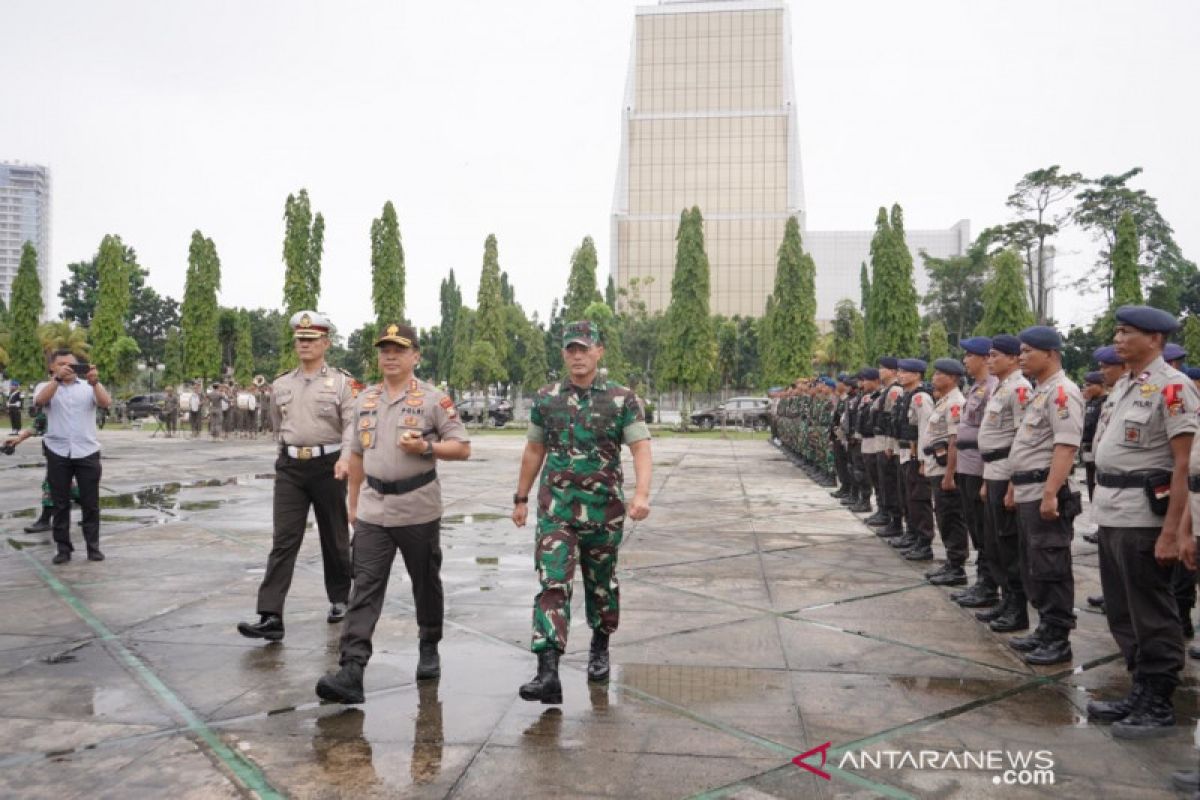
[
  {"xmin": 334, "ymin": 367, "xmax": 356, "ymax": 380},
  {"xmin": 272, "ymin": 368, "xmax": 292, "ymax": 382}
]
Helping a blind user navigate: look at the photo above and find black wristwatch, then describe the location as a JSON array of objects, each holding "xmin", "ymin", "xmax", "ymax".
[
  {"xmin": 422, "ymin": 441, "xmax": 434, "ymax": 458},
  {"xmin": 513, "ymin": 493, "xmax": 528, "ymax": 505}
]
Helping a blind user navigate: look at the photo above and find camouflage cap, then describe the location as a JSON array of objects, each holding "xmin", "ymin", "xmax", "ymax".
[
  {"xmin": 562, "ymin": 320, "xmax": 602, "ymax": 348},
  {"xmin": 374, "ymin": 322, "xmax": 418, "ymax": 349}
]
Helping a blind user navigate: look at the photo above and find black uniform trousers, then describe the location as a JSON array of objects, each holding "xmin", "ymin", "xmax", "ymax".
[
  {"xmin": 165, "ymin": 411, "xmax": 178, "ymax": 436},
  {"xmin": 902, "ymin": 459, "xmax": 934, "ymax": 539},
  {"xmin": 863, "ymin": 449, "xmax": 880, "ymax": 505},
  {"xmin": 190, "ymin": 411, "xmax": 202, "ymax": 437},
  {"xmin": 895, "ymin": 453, "xmax": 910, "ymax": 526},
  {"xmin": 46, "ymin": 446, "xmax": 102, "ymax": 555},
  {"xmin": 931, "ymin": 476, "xmax": 969, "ymax": 566},
  {"xmin": 849, "ymin": 442, "xmax": 871, "ymax": 502},
  {"xmin": 8, "ymin": 407, "xmax": 20, "ymax": 432},
  {"xmin": 956, "ymin": 473, "xmax": 994, "ymax": 585},
  {"xmin": 833, "ymin": 440, "xmax": 852, "ymax": 490},
  {"xmin": 879, "ymin": 453, "xmax": 902, "ymax": 519},
  {"xmin": 256, "ymin": 451, "xmax": 352, "ymax": 616},
  {"xmin": 1083, "ymin": 460, "xmax": 1097, "ymax": 502},
  {"xmin": 1015, "ymin": 501, "xmax": 1076, "ymax": 631},
  {"xmin": 985, "ymin": 479, "xmax": 1024, "ymax": 600},
  {"xmin": 1097, "ymin": 526, "xmax": 1184, "ymax": 685},
  {"xmin": 1170, "ymin": 563, "xmax": 1196, "ymax": 628},
  {"xmin": 340, "ymin": 518, "xmax": 444, "ymax": 667}
]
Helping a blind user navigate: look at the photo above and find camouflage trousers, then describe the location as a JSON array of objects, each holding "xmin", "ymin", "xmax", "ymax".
[{"xmin": 531, "ymin": 514, "xmax": 623, "ymax": 654}]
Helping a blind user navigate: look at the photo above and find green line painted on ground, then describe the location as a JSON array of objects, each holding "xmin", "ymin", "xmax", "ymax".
[{"xmin": 20, "ymin": 551, "xmax": 283, "ymax": 800}]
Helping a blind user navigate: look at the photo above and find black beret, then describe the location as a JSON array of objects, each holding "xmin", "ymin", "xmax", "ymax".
[
  {"xmin": 991, "ymin": 335, "xmax": 1021, "ymax": 356},
  {"xmin": 1093, "ymin": 345, "xmax": 1123, "ymax": 365},
  {"xmin": 897, "ymin": 358, "xmax": 927, "ymax": 374},
  {"xmin": 1084, "ymin": 371, "xmax": 1104, "ymax": 385},
  {"xmin": 1186, "ymin": 367, "xmax": 1200, "ymax": 380},
  {"xmin": 959, "ymin": 336, "xmax": 992, "ymax": 356},
  {"xmin": 858, "ymin": 367, "xmax": 880, "ymax": 380},
  {"xmin": 878, "ymin": 356, "xmax": 898, "ymax": 370},
  {"xmin": 933, "ymin": 358, "xmax": 965, "ymax": 376},
  {"xmin": 1165, "ymin": 343, "xmax": 1187, "ymax": 361},
  {"xmin": 1114, "ymin": 305, "xmax": 1180, "ymax": 334},
  {"xmin": 1018, "ymin": 325, "xmax": 1063, "ymax": 351}
]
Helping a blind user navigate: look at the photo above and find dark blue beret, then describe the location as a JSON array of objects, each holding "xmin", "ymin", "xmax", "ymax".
[
  {"xmin": 858, "ymin": 367, "xmax": 880, "ymax": 380},
  {"xmin": 1093, "ymin": 345, "xmax": 1123, "ymax": 365},
  {"xmin": 991, "ymin": 335, "xmax": 1021, "ymax": 356},
  {"xmin": 846, "ymin": 376, "xmax": 860, "ymax": 387},
  {"xmin": 1084, "ymin": 371, "xmax": 1104, "ymax": 385},
  {"xmin": 878, "ymin": 356, "xmax": 898, "ymax": 370},
  {"xmin": 933, "ymin": 358, "xmax": 965, "ymax": 376},
  {"xmin": 819, "ymin": 377, "xmax": 836, "ymax": 388},
  {"xmin": 1115, "ymin": 305, "xmax": 1180, "ymax": 334},
  {"xmin": 1164, "ymin": 343, "xmax": 1187, "ymax": 361},
  {"xmin": 959, "ymin": 336, "xmax": 992, "ymax": 356},
  {"xmin": 1185, "ymin": 367, "xmax": 1200, "ymax": 380},
  {"xmin": 897, "ymin": 358, "xmax": 927, "ymax": 373},
  {"xmin": 1018, "ymin": 325, "xmax": 1063, "ymax": 351},
  {"xmin": 837, "ymin": 372, "xmax": 849, "ymax": 382}
]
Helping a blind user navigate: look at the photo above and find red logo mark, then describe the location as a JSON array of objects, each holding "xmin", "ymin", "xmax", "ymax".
[{"xmin": 792, "ymin": 741, "xmax": 833, "ymax": 780}]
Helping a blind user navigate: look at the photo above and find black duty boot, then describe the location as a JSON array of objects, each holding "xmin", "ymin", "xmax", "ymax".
[
  {"xmin": 839, "ymin": 493, "xmax": 857, "ymax": 506},
  {"xmin": 925, "ymin": 562, "xmax": 953, "ymax": 580},
  {"xmin": 1112, "ymin": 678, "xmax": 1176, "ymax": 739},
  {"xmin": 519, "ymin": 650, "xmax": 563, "ymax": 704},
  {"xmin": 976, "ymin": 594, "xmax": 1012, "ymax": 623},
  {"xmin": 929, "ymin": 565, "xmax": 968, "ymax": 586},
  {"xmin": 1189, "ymin": 642, "xmax": 1200, "ymax": 660},
  {"xmin": 849, "ymin": 497, "xmax": 872, "ymax": 513},
  {"xmin": 1082, "ymin": 531, "xmax": 1099, "ymax": 545},
  {"xmin": 1086, "ymin": 595, "xmax": 1105, "ymax": 609},
  {"xmin": 24, "ymin": 509, "xmax": 52, "ymax": 534},
  {"xmin": 316, "ymin": 662, "xmax": 365, "ymax": 704},
  {"xmin": 237, "ymin": 614, "xmax": 284, "ymax": 641},
  {"xmin": 903, "ymin": 540, "xmax": 934, "ymax": 561},
  {"xmin": 1087, "ymin": 680, "xmax": 1144, "ymax": 723},
  {"xmin": 1024, "ymin": 628, "xmax": 1072, "ymax": 666},
  {"xmin": 989, "ymin": 596, "xmax": 1029, "ymax": 632},
  {"xmin": 415, "ymin": 640, "xmax": 441, "ymax": 680},
  {"xmin": 879, "ymin": 517, "xmax": 905, "ymax": 538},
  {"xmin": 864, "ymin": 510, "xmax": 889, "ymax": 527},
  {"xmin": 830, "ymin": 487, "xmax": 849, "ymax": 499},
  {"xmin": 1007, "ymin": 623, "xmax": 1048, "ymax": 653},
  {"xmin": 888, "ymin": 531, "xmax": 917, "ymax": 550},
  {"xmin": 587, "ymin": 631, "xmax": 610, "ymax": 683}
]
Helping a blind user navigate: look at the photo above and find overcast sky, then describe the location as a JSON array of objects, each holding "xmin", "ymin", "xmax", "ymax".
[{"xmin": 4, "ymin": 0, "xmax": 1197, "ymax": 335}]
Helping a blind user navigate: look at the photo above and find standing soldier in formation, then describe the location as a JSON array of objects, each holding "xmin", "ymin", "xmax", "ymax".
[
  {"xmin": 830, "ymin": 376, "xmax": 853, "ymax": 500},
  {"xmin": 238, "ymin": 311, "xmax": 356, "ymax": 642},
  {"xmin": 511, "ymin": 322, "xmax": 652, "ymax": 705},
  {"xmin": 162, "ymin": 385, "xmax": 179, "ymax": 438},
  {"xmin": 1081, "ymin": 371, "xmax": 1106, "ymax": 501},
  {"xmin": 315, "ymin": 323, "xmax": 470, "ymax": 703},
  {"xmin": 889, "ymin": 359, "xmax": 934, "ymax": 560},
  {"xmin": 858, "ymin": 368, "xmax": 884, "ymax": 522},
  {"xmin": 188, "ymin": 381, "xmax": 203, "ymax": 438},
  {"xmin": 7, "ymin": 380, "xmax": 24, "ymax": 434},
  {"xmin": 874, "ymin": 358, "xmax": 906, "ymax": 539},
  {"xmin": 923, "ymin": 359, "xmax": 969, "ymax": 587},
  {"xmin": 259, "ymin": 383, "xmax": 274, "ymax": 435},
  {"xmin": 1087, "ymin": 306, "xmax": 1199, "ymax": 738},
  {"xmin": 951, "ymin": 338, "xmax": 1000, "ymax": 609},
  {"xmin": 207, "ymin": 383, "xmax": 225, "ymax": 440},
  {"xmin": 975, "ymin": 335, "xmax": 1032, "ymax": 633},
  {"xmin": 1003, "ymin": 326, "xmax": 1084, "ymax": 666}
]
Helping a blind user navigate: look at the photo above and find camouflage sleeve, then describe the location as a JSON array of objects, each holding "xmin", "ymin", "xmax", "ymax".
[
  {"xmin": 527, "ymin": 392, "xmax": 546, "ymax": 444},
  {"xmin": 621, "ymin": 392, "xmax": 651, "ymax": 445}
]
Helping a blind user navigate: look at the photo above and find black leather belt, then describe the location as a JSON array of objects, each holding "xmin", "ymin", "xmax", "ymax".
[
  {"xmin": 981, "ymin": 447, "xmax": 1011, "ymax": 463},
  {"xmin": 956, "ymin": 440, "xmax": 978, "ymax": 451},
  {"xmin": 366, "ymin": 470, "xmax": 437, "ymax": 495},
  {"xmin": 1188, "ymin": 475, "xmax": 1200, "ymax": 493},
  {"xmin": 1096, "ymin": 471, "xmax": 1169, "ymax": 489},
  {"xmin": 1012, "ymin": 469, "xmax": 1050, "ymax": 485}
]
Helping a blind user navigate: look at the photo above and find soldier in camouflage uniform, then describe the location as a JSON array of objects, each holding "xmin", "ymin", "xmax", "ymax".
[{"xmin": 512, "ymin": 321, "xmax": 652, "ymax": 704}]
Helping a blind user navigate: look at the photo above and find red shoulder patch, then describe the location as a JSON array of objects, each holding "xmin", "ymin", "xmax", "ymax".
[
  {"xmin": 438, "ymin": 395, "xmax": 453, "ymax": 409},
  {"xmin": 1054, "ymin": 385, "xmax": 1067, "ymax": 408},
  {"xmin": 1164, "ymin": 383, "xmax": 1184, "ymax": 415},
  {"xmin": 950, "ymin": 404, "xmax": 961, "ymax": 420},
  {"xmin": 1016, "ymin": 386, "xmax": 1029, "ymax": 405},
  {"xmin": 914, "ymin": 395, "xmax": 922, "ymax": 407}
]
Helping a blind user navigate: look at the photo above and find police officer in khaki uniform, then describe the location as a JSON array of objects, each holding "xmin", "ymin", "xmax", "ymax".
[
  {"xmin": 316, "ymin": 324, "xmax": 470, "ymax": 704},
  {"xmin": 923, "ymin": 358, "xmax": 969, "ymax": 586},
  {"xmin": 975, "ymin": 335, "xmax": 1033, "ymax": 633},
  {"xmin": 876, "ymin": 358, "xmax": 907, "ymax": 538},
  {"xmin": 951, "ymin": 338, "xmax": 1000, "ymax": 608},
  {"xmin": 1087, "ymin": 306, "xmax": 1200, "ymax": 738},
  {"xmin": 238, "ymin": 311, "xmax": 356, "ymax": 641},
  {"xmin": 1004, "ymin": 326, "xmax": 1083, "ymax": 666},
  {"xmin": 891, "ymin": 359, "xmax": 935, "ymax": 560}
]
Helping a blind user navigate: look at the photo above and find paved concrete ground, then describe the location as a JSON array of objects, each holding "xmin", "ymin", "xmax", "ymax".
[{"xmin": 1, "ymin": 430, "xmax": 1197, "ymax": 799}]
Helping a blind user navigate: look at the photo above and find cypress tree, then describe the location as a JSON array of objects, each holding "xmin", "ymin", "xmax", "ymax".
[
  {"xmin": 1182, "ymin": 316, "xmax": 1200, "ymax": 365},
  {"xmin": 760, "ymin": 216, "xmax": 818, "ymax": 384},
  {"xmin": 926, "ymin": 319, "xmax": 950, "ymax": 363},
  {"xmin": 659, "ymin": 208, "xmax": 716, "ymax": 413},
  {"xmin": 521, "ymin": 317, "xmax": 549, "ymax": 392},
  {"xmin": 370, "ymin": 200, "xmax": 405, "ymax": 328},
  {"xmin": 977, "ymin": 250, "xmax": 1035, "ymax": 336},
  {"xmin": 866, "ymin": 211, "xmax": 889, "ymax": 360},
  {"xmin": 563, "ymin": 236, "xmax": 602, "ymax": 322},
  {"xmin": 91, "ymin": 235, "xmax": 140, "ymax": 385},
  {"xmin": 234, "ymin": 310, "xmax": 254, "ymax": 386},
  {"xmin": 605, "ymin": 275, "xmax": 617, "ymax": 311},
  {"xmin": 280, "ymin": 189, "xmax": 324, "ymax": 369},
  {"xmin": 8, "ymin": 242, "xmax": 45, "ymax": 385},
  {"xmin": 583, "ymin": 300, "xmax": 626, "ymax": 383},
  {"xmin": 471, "ymin": 235, "xmax": 508, "ymax": 400},
  {"xmin": 163, "ymin": 328, "xmax": 184, "ymax": 386},
  {"xmin": 437, "ymin": 271, "xmax": 462, "ymax": 384},
  {"xmin": 874, "ymin": 204, "xmax": 922, "ymax": 357},
  {"xmin": 1110, "ymin": 211, "xmax": 1143, "ymax": 307},
  {"xmin": 831, "ymin": 298, "xmax": 866, "ymax": 372},
  {"xmin": 181, "ymin": 231, "xmax": 222, "ymax": 381}
]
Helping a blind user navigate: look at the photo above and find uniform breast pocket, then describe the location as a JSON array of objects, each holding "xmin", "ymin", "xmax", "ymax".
[
  {"xmin": 317, "ymin": 392, "xmax": 339, "ymax": 417},
  {"xmin": 275, "ymin": 390, "xmax": 293, "ymax": 413},
  {"xmin": 1119, "ymin": 406, "xmax": 1154, "ymax": 447}
]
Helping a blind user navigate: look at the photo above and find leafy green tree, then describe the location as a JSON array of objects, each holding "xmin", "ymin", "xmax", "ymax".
[
  {"xmin": 233, "ymin": 310, "xmax": 254, "ymax": 385},
  {"xmin": 520, "ymin": 316, "xmax": 549, "ymax": 392},
  {"xmin": 977, "ymin": 250, "xmax": 1034, "ymax": 336},
  {"xmin": 1182, "ymin": 316, "xmax": 1200, "ymax": 367},
  {"xmin": 91, "ymin": 235, "xmax": 140, "ymax": 386},
  {"xmin": 659, "ymin": 208, "xmax": 716, "ymax": 422},
  {"xmin": 619, "ymin": 277, "xmax": 662, "ymax": 393},
  {"xmin": 605, "ymin": 275, "xmax": 617, "ymax": 311},
  {"xmin": 163, "ymin": 328, "xmax": 184, "ymax": 386},
  {"xmin": 246, "ymin": 308, "xmax": 286, "ymax": 378},
  {"xmin": 474, "ymin": 235, "xmax": 508, "ymax": 382},
  {"xmin": 281, "ymin": 189, "xmax": 325, "ymax": 368},
  {"xmin": 370, "ymin": 200, "xmax": 405, "ymax": 328},
  {"xmin": 1110, "ymin": 211, "xmax": 1143, "ymax": 307},
  {"xmin": 869, "ymin": 205, "xmax": 921, "ymax": 358},
  {"xmin": 859, "ymin": 261, "xmax": 871, "ymax": 314},
  {"xmin": 925, "ymin": 319, "xmax": 950, "ymax": 363},
  {"xmin": 180, "ymin": 231, "xmax": 222, "ymax": 382},
  {"xmin": 760, "ymin": 216, "xmax": 818, "ymax": 384},
  {"xmin": 829, "ymin": 298, "xmax": 866, "ymax": 373},
  {"xmin": 582, "ymin": 300, "xmax": 625, "ymax": 383},
  {"xmin": 8, "ymin": 242, "xmax": 45, "ymax": 384},
  {"xmin": 37, "ymin": 321, "xmax": 89, "ymax": 360},
  {"xmin": 921, "ymin": 239, "xmax": 990, "ymax": 346},
  {"xmin": 563, "ymin": 236, "xmax": 602, "ymax": 321},
  {"xmin": 448, "ymin": 307, "xmax": 476, "ymax": 392},
  {"xmin": 436, "ymin": 271, "xmax": 462, "ymax": 385}
]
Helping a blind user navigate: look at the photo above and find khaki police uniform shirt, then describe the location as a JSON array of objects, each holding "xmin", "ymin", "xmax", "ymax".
[
  {"xmin": 1007, "ymin": 370, "xmax": 1083, "ymax": 504},
  {"xmin": 346, "ymin": 379, "xmax": 469, "ymax": 527},
  {"xmin": 978, "ymin": 371, "xmax": 1032, "ymax": 481},
  {"xmin": 1094, "ymin": 356, "xmax": 1200, "ymax": 528},
  {"xmin": 955, "ymin": 376, "xmax": 997, "ymax": 478},
  {"xmin": 923, "ymin": 388, "xmax": 965, "ymax": 478},
  {"xmin": 1188, "ymin": 426, "xmax": 1200, "ymax": 532},
  {"xmin": 898, "ymin": 388, "xmax": 932, "ymax": 464},
  {"xmin": 271, "ymin": 364, "xmax": 355, "ymax": 447}
]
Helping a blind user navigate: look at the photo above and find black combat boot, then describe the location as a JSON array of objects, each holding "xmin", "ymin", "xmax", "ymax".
[
  {"xmin": 236, "ymin": 614, "xmax": 284, "ymax": 641},
  {"xmin": 925, "ymin": 562, "xmax": 953, "ymax": 580},
  {"xmin": 839, "ymin": 491, "xmax": 858, "ymax": 506},
  {"xmin": 1007, "ymin": 622, "xmax": 1048, "ymax": 653},
  {"xmin": 519, "ymin": 650, "xmax": 563, "ymax": 704},
  {"xmin": 415, "ymin": 640, "xmax": 441, "ymax": 680},
  {"xmin": 1189, "ymin": 642, "xmax": 1200, "ymax": 660},
  {"xmin": 24, "ymin": 508, "xmax": 52, "ymax": 534},
  {"xmin": 903, "ymin": 539, "xmax": 934, "ymax": 561},
  {"xmin": 957, "ymin": 584, "xmax": 1000, "ymax": 607},
  {"xmin": 879, "ymin": 516, "xmax": 905, "ymax": 538},
  {"xmin": 1112, "ymin": 677, "xmax": 1176, "ymax": 739},
  {"xmin": 928, "ymin": 565, "xmax": 968, "ymax": 586},
  {"xmin": 864, "ymin": 510, "xmax": 889, "ymax": 526},
  {"xmin": 1082, "ymin": 531, "xmax": 1099, "ymax": 545},
  {"xmin": 1024, "ymin": 627, "xmax": 1072, "ymax": 666},
  {"xmin": 849, "ymin": 497, "xmax": 872, "ymax": 513},
  {"xmin": 315, "ymin": 662, "xmax": 365, "ymax": 704},
  {"xmin": 989, "ymin": 595, "xmax": 1029, "ymax": 632},
  {"xmin": 1087, "ymin": 680, "xmax": 1144, "ymax": 723},
  {"xmin": 830, "ymin": 487, "xmax": 849, "ymax": 499},
  {"xmin": 975, "ymin": 594, "xmax": 1012, "ymax": 622},
  {"xmin": 1086, "ymin": 594, "xmax": 1105, "ymax": 610},
  {"xmin": 587, "ymin": 630, "xmax": 610, "ymax": 683},
  {"xmin": 1180, "ymin": 603, "xmax": 1195, "ymax": 639},
  {"xmin": 888, "ymin": 531, "xmax": 917, "ymax": 550}
]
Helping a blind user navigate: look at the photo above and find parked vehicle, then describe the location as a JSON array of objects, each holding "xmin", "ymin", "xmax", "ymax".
[
  {"xmin": 690, "ymin": 396, "xmax": 770, "ymax": 430},
  {"xmin": 455, "ymin": 396, "xmax": 514, "ymax": 426},
  {"xmin": 125, "ymin": 393, "xmax": 167, "ymax": 420}
]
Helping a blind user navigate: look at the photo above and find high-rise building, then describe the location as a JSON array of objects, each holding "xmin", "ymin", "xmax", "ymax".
[
  {"xmin": 0, "ymin": 162, "xmax": 52, "ymax": 312},
  {"xmin": 611, "ymin": 0, "xmax": 969, "ymax": 320}
]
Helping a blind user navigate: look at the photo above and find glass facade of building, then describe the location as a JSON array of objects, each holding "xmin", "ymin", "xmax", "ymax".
[{"xmin": 0, "ymin": 162, "xmax": 51, "ymax": 312}]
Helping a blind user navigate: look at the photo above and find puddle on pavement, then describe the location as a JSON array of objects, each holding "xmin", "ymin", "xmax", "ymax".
[{"xmin": 443, "ymin": 513, "xmax": 506, "ymax": 527}]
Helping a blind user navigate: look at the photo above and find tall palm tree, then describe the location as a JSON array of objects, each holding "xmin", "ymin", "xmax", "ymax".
[{"xmin": 37, "ymin": 321, "xmax": 90, "ymax": 359}]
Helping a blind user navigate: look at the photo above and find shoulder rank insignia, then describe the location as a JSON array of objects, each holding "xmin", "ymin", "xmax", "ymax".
[
  {"xmin": 360, "ymin": 431, "xmax": 373, "ymax": 448},
  {"xmin": 1164, "ymin": 383, "xmax": 1185, "ymax": 415}
]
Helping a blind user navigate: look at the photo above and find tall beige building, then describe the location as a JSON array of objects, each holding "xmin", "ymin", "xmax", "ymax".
[{"xmin": 611, "ymin": 0, "xmax": 968, "ymax": 320}]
